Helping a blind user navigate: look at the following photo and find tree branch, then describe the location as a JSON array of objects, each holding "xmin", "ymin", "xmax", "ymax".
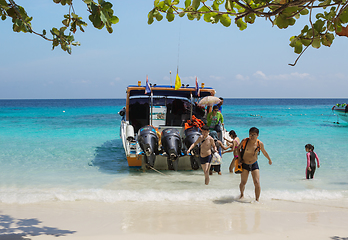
[{"xmin": 289, "ymin": 1, "xmax": 315, "ymax": 66}]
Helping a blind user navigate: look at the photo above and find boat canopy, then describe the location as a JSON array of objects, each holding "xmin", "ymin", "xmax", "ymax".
[{"xmin": 126, "ymin": 85, "xmax": 215, "ymax": 99}]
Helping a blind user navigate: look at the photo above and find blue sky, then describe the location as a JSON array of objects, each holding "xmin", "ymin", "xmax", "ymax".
[{"xmin": 1, "ymin": 0, "xmax": 347, "ymax": 99}]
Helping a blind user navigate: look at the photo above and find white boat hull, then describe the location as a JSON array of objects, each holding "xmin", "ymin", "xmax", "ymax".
[
  {"xmin": 120, "ymin": 120, "xmax": 228, "ymax": 170},
  {"xmin": 333, "ymin": 107, "xmax": 348, "ymax": 122}
]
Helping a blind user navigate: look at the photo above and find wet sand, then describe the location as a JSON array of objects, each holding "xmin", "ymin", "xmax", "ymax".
[{"xmin": 1, "ymin": 197, "xmax": 347, "ymax": 240}]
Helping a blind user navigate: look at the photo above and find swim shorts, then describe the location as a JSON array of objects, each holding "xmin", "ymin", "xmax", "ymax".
[
  {"xmin": 242, "ymin": 161, "xmax": 259, "ymax": 171},
  {"xmin": 200, "ymin": 155, "xmax": 212, "ymax": 164}
]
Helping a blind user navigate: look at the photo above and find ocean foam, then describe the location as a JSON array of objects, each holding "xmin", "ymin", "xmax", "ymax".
[{"xmin": 0, "ymin": 188, "xmax": 346, "ymax": 204}]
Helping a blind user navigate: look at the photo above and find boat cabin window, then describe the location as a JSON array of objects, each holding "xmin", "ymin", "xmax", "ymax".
[
  {"xmin": 129, "ymin": 97, "xmax": 205, "ymax": 133},
  {"xmin": 129, "ymin": 98, "xmax": 150, "ymax": 133}
]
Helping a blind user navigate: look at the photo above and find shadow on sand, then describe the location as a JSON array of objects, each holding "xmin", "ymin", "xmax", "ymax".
[
  {"xmin": 213, "ymin": 196, "xmax": 254, "ymax": 205},
  {"xmin": 0, "ymin": 214, "xmax": 75, "ymax": 240}
]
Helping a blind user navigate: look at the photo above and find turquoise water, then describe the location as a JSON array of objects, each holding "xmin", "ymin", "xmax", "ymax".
[{"xmin": 0, "ymin": 99, "xmax": 347, "ymax": 204}]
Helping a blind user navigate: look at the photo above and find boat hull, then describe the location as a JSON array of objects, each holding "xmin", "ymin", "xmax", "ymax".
[{"xmin": 333, "ymin": 106, "xmax": 348, "ymax": 122}]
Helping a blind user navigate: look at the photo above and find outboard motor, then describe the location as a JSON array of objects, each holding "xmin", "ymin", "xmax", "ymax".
[
  {"xmin": 184, "ymin": 127, "xmax": 202, "ymax": 170},
  {"xmin": 118, "ymin": 107, "xmax": 126, "ymax": 120},
  {"xmin": 137, "ymin": 125, "xmax": 159, "ymax": 168},
  {"xmin": 161, "ymin": 128, "xmax": 182, "ymax": 171}
]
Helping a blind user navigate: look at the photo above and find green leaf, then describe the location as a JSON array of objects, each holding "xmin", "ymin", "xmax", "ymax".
[
  {"xmin": 312, "ymin": 38, "xmax": 321, "ymax": 48},
  {"xmin": 318, "ymin": 0, "xmax": 331, "ymax": 7},
  {"xmin": 294, "ymin": 43, "xmax": 303, "ymax": 54},
  {"xmin": 245, "ymin": 13, "xmax": 255, "ymax": 24},
  {"xmin": 83, "ymin": 0, "xmax": 92, "ymax": 3},
  {"xmin": 185, "ymin": 0, "xmax": 191, "ymax": 8},
  {"xmin": 155, "ymin": 13, "xmax": 163, "ymax": 21},
  {"xmin": 148, "ymin": 14, "xmax": 154, "ymax": 24},
  {"xmin": 313, "ymin": 19, "xmax": 325, "ymax": 32},
  {"xmin": 102, "ymin": 2, "xmax": 113, "ymax": 9},
  {"xmin": 187, "ymin": 13, "xmax": 194, "ymax": 20},
  {"xmin": 339, "ymin": 7, "xmax": 348, "ymax": 23},
  {"xmin": 236, "ymin": 18, "xmax": 247, "ymax": 30},
  {"xmin": 204, "ymin": 12, "xmax": 217, "ymax": 22},
  {"xmin": 100, "ymin": 10, "xmax": 108, "ymax": 24},
  {"xmin": 158, "ymin": 1, "xmax": 165, "ymax": 8},
  {"xmin": 321, "ymin": 32, "xmax": 334, "ymax": 46},
  {"xmin": 225, "ymin": 0, "xmax": 233, "ymax": 11},
  {"xmin": 106, "ymin": 25, "xmax": 113, "ymax": 33},
  {"xmin": 6, "ymin": 7, "xmax": 16, "ymax": 18},
  {"xmin": 110, "ymin": 15, "xmax": 119, "ymax": 24},
  {"xmin": 220, "ymin": 14, "xmax": 231, "ymax": 27},
  {"xmin": 275, "ymin": 15, "xmax": 288, "ymax": 29},
  {"xmin": 62, "ymin": 18, "xmax": 70, "ymax": 27},
  {"xmin": 192, "ymin": 0, "xmax": 200, "ymax": 10},
  {"xmin": 300, "ymin": 38, "xmax": 311, "ymax": 46},
  {"xmin": 198, "ymin": 6, "xmax": 210, "ymax": 12},
  {"xmin": 212, "ymin": 1, "xmax": 219, "ymax": 11},
  {"xmin": 166, "ymin": 9, "xmax": 175, "ymax": 21},
  {"xmin": 179, "ymin": 12, "xmax": 185, "ymax": 17},
  {"xmin": 300, "ymin": 9, "xmax": 309, "ymax": 15},
  {"xmin": 89, "ymin": 12, "xmax": 103, "ymax": 28}
]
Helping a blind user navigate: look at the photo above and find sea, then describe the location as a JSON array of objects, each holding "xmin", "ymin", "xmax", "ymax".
[{"xmin": 1, "ymin": 98, "xmax": 348, "ymax": 204}]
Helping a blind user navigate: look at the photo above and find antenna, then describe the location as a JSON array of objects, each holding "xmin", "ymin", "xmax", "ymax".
[{"xmin": 177, "ymin": 20, "xmax": 181, "ymax": 79}]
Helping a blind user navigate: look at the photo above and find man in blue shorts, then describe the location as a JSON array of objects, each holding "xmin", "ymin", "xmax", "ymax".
[
  {"xmin": 187, "ymin": 125, "xmax": 217, "ymax": 185},
  {"xmin": 236, "ymin": 127, "xmax": 272, "ymax": 201}
]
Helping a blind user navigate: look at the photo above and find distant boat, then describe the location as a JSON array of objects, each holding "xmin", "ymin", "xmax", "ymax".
[
  {"xmin": 118, "ymin": 81, "xmax": 228, "ymax": 171},
  {"xmin": 332, "ymin": 103, "xmax": 348, "ymax": 122}
]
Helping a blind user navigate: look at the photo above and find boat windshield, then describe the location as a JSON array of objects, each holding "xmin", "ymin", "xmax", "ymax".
[{"xmin": 128, "ymin": 96, "xmax": 205, "ymax": 132}]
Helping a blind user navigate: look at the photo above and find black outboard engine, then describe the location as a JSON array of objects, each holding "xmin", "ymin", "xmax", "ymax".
[
  {"xmin": 137, "ymin": 125, "xmax": 159, "ymax": 168},
  {"xmin": 161, "ymin": 128, "xmax": 182, "ymax": 171},
  {"xmin": 184, "ymin": 127, "xmax": 201, "ymax": 170}
]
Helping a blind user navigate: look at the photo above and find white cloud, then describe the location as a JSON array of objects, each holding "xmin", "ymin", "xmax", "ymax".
[
  {"xmin": 252, "ymin": 71, "xmax": 312, "ymax": 81},
  {"xmin": 253, "ymin": 71, "xmax": 267, "ymax": 79},
  {"xmin": 332, "ymin": 73, "xmax": 346, "ymax": 79},
  {"xmin": 80, "ymin": 80, "xmax": 91, "ymax": 84},
  {"xmin": 235, "ymin": 74, "xmax": 250, "ymax": 81}
]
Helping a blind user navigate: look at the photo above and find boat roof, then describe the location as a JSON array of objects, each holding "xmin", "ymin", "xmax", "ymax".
[{"xmin": 126, "ymin": 85, "xmax": 215, "ymax": 99}]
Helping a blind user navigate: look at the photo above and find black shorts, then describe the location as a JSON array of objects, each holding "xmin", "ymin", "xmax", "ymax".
[
  {"xmin": 200, "ymin": 155, "xmax": 212, "ymax": 164},
  {"xmin": 242, "ymin": 161, "xmax": 259, "ymax": 171}
]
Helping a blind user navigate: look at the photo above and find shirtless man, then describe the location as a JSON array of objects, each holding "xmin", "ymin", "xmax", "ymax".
[
  {"xmin": 187, "ymin": 125, "xmax": 217, "ymax": 185},
  {"xmin": 236, "ymin": 127, "xmax": 272, "ymax": 201}
]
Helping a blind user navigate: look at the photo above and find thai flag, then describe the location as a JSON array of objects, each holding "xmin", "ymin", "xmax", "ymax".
[
  {"xmin": 195, "ymin": 76, "xmax": 200, "ymax": 97},
  {"xmin": 145, "ymin": 75, "xmax": 151, "ymax": 94}
]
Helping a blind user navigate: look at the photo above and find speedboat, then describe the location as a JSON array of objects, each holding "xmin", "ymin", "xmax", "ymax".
[
  {"xmin": 118, "ymin": 81, "xmax": 227, "ymax": 170},
  {"xmin": 332, "ymin": 103, "xmax": 348, "ymax": 122}
]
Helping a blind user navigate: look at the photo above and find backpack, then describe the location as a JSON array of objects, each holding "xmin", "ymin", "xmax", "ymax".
[
  {"xmin": 234, "ymin": 138, "xmax": 260, "ymax": 174},
  {"xmin": 240, "ymin": 138, "xmax": 260, "ymax": 161}
]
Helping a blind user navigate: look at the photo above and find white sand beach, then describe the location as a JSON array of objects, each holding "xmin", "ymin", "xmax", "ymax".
[{"xmin": 1, "ymin": 198, "xmax": 347, "ymax": 240}]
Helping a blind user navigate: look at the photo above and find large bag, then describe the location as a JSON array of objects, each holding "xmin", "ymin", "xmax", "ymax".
[
  {"xmin": 234, "ymin": 158, "xmax": 242, "ymax": 174},
  {"xmin": 211, "ymin": 152, "xmax": 222, "ymax": 165},
  {"xmin": 235, "ymin": 138, "xmax": 248, "ymax": 174}
]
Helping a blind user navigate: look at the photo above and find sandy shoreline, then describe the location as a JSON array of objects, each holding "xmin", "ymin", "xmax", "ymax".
[{"xmin": 1, "ymin": 197, "xmax": 348, "ymax": 240}]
